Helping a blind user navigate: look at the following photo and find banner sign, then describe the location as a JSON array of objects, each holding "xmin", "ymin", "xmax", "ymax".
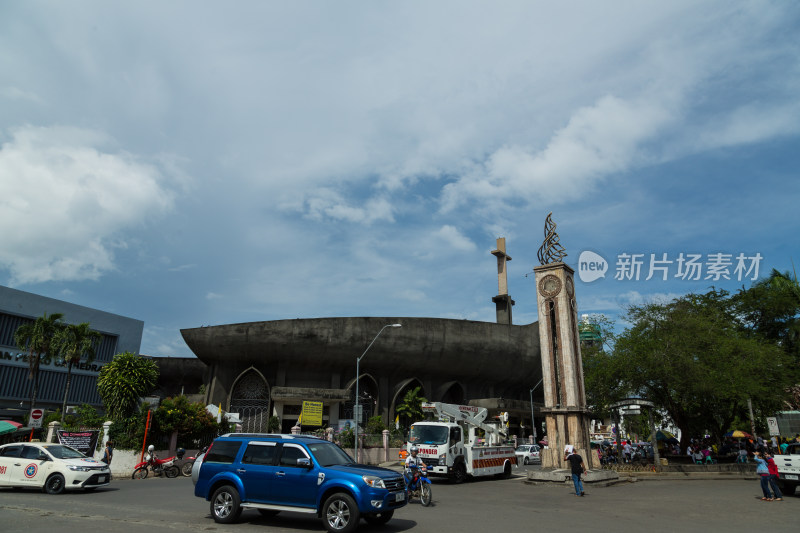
[
  {"xmin": 57, "ymin": 430, "xmax": 100, "ymax": 457},
  {"xmin": 301, "ymin": 401, "xmax": 324, "ymax": 426}
]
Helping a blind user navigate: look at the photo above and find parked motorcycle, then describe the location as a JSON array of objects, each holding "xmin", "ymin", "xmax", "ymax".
[
  {"xmin": 132, "ymin": 452, "xmax": 180, "ymax": 479},
  {"xmin": 176, "ymin": 448, "xmax": 198, "ymax": 477},
  {"xmin": 403, "ymin": 463, "xmax": 432, "ymax": 506}
]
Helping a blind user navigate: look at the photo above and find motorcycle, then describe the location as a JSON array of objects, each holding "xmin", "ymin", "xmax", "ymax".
[
  {"xmin": 403, "ymin": 463, "xmax": 432, "ymax": 506},
  {"xmin": 132, "ymin": 452, "xmax": 180, "ymax": 479},
  {"xmin": 176, "ymin": 448, "xmax": 199, "ymax": 477}
]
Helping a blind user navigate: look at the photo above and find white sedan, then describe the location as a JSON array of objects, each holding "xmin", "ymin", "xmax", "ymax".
[
  {"xmin": 515, "ymin": 444, "xmax": 542, "ymax": 465},
  {"xmin": 0, "ymin": 442, "xmax": 110, "ymax": 494}
]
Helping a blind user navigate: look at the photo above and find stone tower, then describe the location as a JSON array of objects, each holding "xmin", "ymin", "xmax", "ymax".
[{"xmin": 534, "ymin": 213, "xmax": 596, "ymax": 469}]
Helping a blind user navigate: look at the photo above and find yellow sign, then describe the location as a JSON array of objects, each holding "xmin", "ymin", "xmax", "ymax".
[{"xmin": 301, "ymin": 401, "xmax": 324, "ymax": 426}]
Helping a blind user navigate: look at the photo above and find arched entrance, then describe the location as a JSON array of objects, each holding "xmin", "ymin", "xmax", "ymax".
[
  {"xmin": 342, "ymin": 374, "xmax": 379, "ymax": 424},
  {"xmin": 229, "ymin": 368, "xmax": 270, "ymax": 433},
  {"xmin": 437, "ymin": 381, "xmax": 465, "ymax": 405},
  {"xmin": 391, "ymin": 378, "xmax": 426, "ymax": 428}
]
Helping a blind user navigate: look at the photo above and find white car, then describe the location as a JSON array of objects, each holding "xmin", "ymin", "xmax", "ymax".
[
  {"xmin": 515, "ymin": 444, "xmax": 541, "ymax": 465},
  {"xmin": 0, "ymin": 442, "xmax": 110, "ymax": 494}
]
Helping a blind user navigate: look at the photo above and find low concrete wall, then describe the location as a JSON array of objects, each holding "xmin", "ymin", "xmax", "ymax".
[{"xmin": 351, "ymin": 447, "xmax": 403, "ymax": 465}]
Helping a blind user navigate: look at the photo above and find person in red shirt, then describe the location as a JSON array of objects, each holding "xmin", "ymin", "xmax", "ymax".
[{"xmin": 765, "ymin": 451, "xmax": 783, "ymax": 501}]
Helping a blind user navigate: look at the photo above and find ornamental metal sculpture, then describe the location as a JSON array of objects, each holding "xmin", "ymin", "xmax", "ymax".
[{"xmin": 537, "ymin": 212, "xmax": 567, "ymax": 265}]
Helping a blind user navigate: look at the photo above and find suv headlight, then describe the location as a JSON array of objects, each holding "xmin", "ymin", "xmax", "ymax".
[
  {"xmin": 68, "ymin": 465, "xmax": 91, "ymax": 472},
  {"xmin": 362, "ymin": 475, "xmax": 386, "ymax": 489}
]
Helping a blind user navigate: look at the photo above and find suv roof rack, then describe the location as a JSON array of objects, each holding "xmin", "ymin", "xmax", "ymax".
[{"xmin": 219, "ymin": 433, "xmax": 328, "ymax": 441}]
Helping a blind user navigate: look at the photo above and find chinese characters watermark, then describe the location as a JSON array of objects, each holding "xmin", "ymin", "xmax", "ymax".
[{"xmin": 577, "ymin": 250, "xmax": 763, "ymax": 283}]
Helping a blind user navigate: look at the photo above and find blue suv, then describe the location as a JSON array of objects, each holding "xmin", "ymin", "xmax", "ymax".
[{"xmin": 194, "ymin": 433, "xmax": 407, "ymax": 532}]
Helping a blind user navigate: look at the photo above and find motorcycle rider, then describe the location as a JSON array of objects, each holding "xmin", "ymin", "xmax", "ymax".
[{"xmin": 405, "ymin": 445, "xmax": 427, "ymax": 480}]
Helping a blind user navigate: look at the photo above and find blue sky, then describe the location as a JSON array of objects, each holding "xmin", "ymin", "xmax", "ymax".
[{"xmin": 1, "ymin": 1, "xmax": 798, "ymax": 357}]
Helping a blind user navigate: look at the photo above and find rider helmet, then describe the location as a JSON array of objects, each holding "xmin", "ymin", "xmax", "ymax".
[{"xmin": 410, "ymin": 445, "xmax": 418, "ymax": 455}]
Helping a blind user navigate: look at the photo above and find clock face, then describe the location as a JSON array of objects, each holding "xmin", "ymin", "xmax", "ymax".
[
  {"xmin": 538, "ymin": 275, "xmax": 562, "ymax": 298},
  {"xmin": 566, "ymin": 276, "xmax": 574, "ymax": 298}
]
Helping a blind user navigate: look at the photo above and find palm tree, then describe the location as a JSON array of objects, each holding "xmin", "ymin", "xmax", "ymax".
[
  {"xmin": 395, "ymin": 386, "xmax": 428, "ymax": 430},
  {"xmin": 54, "ymin": 322, "xmax": 102, "ymax": 423},
  {"xmin": 14, "ymin": 312, "xmax": 65, "ymax": 411},
  {"xmin": 97, "ymin": 351, "xmax": 159, "ymax": 420}
]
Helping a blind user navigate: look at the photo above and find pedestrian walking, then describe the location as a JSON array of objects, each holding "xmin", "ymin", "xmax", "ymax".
[{"xmin": 563, "ymin": 444, "xmax": 587, "ymax": 497}]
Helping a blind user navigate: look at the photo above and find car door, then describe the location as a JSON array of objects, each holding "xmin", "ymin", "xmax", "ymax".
[
  {"xmin": 0, "ymin": 444, "xmax": 24, "ymax": 486},
  {"xmin": 238, "ymin": 441, "xmax": 279, "ymax": 503},
  {"xmin": 271, "ymin": 443, "xmax": 319, "ymax": 508},
  {"xmin": 18, "ymin": 445, "xmax": 50, "ymax": 488}
]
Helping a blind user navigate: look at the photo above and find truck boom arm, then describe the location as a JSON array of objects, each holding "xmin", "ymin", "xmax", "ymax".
[{"xmin": 421, "ymin": 402, "xmax": 507, "ymax": 441}]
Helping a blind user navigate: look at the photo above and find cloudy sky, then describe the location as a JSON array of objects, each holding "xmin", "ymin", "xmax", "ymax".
[{"xmin": 1, "ymin": 1, "xmax": 798, "ymax": 357}]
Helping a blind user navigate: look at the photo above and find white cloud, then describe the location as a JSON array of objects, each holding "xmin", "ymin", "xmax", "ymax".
[
  {"xmin": 206, "ymin": 292, "xmax": 223, "ymax": 300},
  {"xmin": 434, "ymin": 225, "xmax": 477, "ymax": 252},
  {"xmin": 303, "ymin": 188, "xmax": 395, "ymax": 224},
  {"xmin": 441, "ymin": 95, "xmax": 675, "ymax": 212},
  {"xmin": 0, "ymin": 125, "xmax": 176, "ymax": 283}
]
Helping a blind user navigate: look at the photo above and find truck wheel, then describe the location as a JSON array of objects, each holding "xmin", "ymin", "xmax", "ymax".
[
  {"xmin": 452, "ymin": 463, "xmax": 467, "ymax": 484},
  {"xmin": 781, "ymin": 482, "xmax": 796, "ymax": 496},
  {"xmin": 211, "ymin": 485, "xmax": 242, "ymax": 524},
  {"xmin": 500, "ymin": 461, "xmax": 512, "ymax": 479},
  {"xmin": 420, "ymin": 483, "xmax": 432, "ymax": 506},
  {"xmin": 44, "ymin": 474, "xmax": 65, "ymax": 495},
  {"xmin": 323, "ymin": 492, "xmax": 360, "ymax": 533},
  {"xmin": 363, "ymin": 510, "xmax": 394, "ymax": 525}
]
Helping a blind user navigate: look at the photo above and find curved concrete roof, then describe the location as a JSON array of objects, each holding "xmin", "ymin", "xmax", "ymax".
[{"xmin": 181, "ymin": 316, "xmax": 541, "ymax": 383}]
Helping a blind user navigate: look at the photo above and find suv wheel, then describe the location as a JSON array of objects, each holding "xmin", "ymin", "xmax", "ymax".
[
  {"xmin": 323, "ymin": 492, "xmax": 360, "ymax": 533},
  {"xmin": 211, "ymin": 485, "xmax": 242, "ymax": 524}
]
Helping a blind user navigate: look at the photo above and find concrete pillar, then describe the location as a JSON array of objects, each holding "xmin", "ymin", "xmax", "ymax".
[
  {"xmin": 46, "ymin": 421, "xmax": 60, "ymax": 443},
  {"xmin": 291, "ymin": 424, "xmax": 301, "ymax": 434},
  {"xmin": 101, "ymin": 421, "xmax": 112, "ymax": 459},
  {"xmin": 383, "ymin": 429, "xmax": 390, "ymax": 463}
]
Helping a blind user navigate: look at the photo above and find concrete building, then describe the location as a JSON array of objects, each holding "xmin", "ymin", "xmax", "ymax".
[
  {"xmin": 181, "ymin": 239, "xmax": 545, "ymax": 435},
  {"xmin": 182, "ymin": 317, "xmax": 543, "ymax": 434},
  {"xmin": 0, "ymin": 285, "xmax": 144, "ymax": 420}
]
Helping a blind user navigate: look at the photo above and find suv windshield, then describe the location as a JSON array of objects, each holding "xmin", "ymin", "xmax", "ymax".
[
  {"xmin": 306, "ymin": 441, "xmax": 355, "ymax": 467},
  {"xmin": 409, "ymin": 425, "xmax": 449, "ymax": 445}
]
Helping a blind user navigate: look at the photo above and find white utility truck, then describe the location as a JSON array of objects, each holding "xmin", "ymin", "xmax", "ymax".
[
  {"xmin": 775, "ymin": 442, "xmax": 800, "ymax": 496},
  {"xmin": 407, "ymin": 402, "xmax": 516, "ymax": 483}
]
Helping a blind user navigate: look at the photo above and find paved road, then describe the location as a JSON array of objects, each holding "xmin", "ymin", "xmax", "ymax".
[{"xmin": 0, "ymin": 471, "xmax": 795, "ymax": 533}]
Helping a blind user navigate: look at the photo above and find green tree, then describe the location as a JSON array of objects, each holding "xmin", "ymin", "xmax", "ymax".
[
  {"xmin": 97, "ymin": 351, "xmax": 159, "ymax": 420},
  {"xmin": 735, "ymin": 268, "xmax": 800, "ymax": 408},
  {"xmin": 152, "ymin": 396, "xmax": 219, "ymax": 442},
  {"xmin": 14, "ymin": 312, "xmax": 65, "ymax": 410},
  {"xmin": 54, "ymin": 322, "xmax": 102, "ymax": 423},
  {"xmin": 395, "ymin": 386, "xmax": 427, "ymax": 429},
  {"xmin": 586, "ymin": 290, "xmax": 793, "ymax": 447}
]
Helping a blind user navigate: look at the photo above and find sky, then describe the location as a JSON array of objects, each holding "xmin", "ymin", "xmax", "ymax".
[{"xmin": 1, "ymin": 1, "xmax": 798, "ymax": 357}]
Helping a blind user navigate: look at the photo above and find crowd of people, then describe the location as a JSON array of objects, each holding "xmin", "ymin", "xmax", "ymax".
[{"xmin": 595, "ymin": 434, "xmax": 799, "ymax": 466}]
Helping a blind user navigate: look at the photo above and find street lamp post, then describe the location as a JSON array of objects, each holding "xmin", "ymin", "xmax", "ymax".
[
  {"xmin": 354, "ymin": 323, "xmax": 402, "ymax": 462},
  {"xmin": 530, "ymin": 378, "xmax": 543, "ymax": 442}
]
